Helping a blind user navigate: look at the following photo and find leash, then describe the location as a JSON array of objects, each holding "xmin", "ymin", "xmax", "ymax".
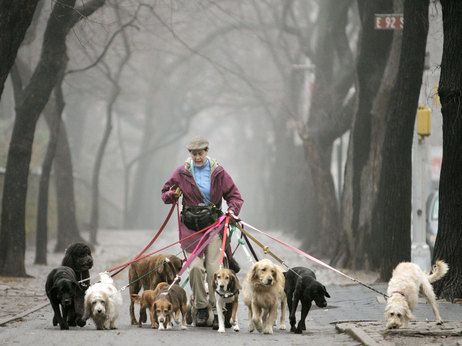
[
  {"xmin": 119, "ymin": 218, "xmax": 225, "ymax": 291},
  {"xmin": 219, "ymin": 216, "xmax": 230, "ymax": 267},
  {"xmin": 80, "ymin": 212, "xmax": 222, "ymax": 285},
  {"xmin": 232, "ymin": 221, "xmax": 290, "ymax": 270},
  {"xmin": 165, "ymin": 223, "xmax": 223, "ymax": 293},
  {"xmin": 108, "ymin": 201, "xmax": 179, "ymax": 278},
  {"xmin": 239, "ymin": 219, "xmax": 388, "ymax": 299}
]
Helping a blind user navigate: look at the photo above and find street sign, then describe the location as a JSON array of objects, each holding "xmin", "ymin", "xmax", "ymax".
[{"xmin": 375, "ymin": 14, "xmax": 404, "ymax": 30}]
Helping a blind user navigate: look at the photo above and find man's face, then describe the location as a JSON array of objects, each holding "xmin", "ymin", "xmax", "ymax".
[{"xmin": 189, "ymin": 149, "xmax": 208, "ymax": 166}]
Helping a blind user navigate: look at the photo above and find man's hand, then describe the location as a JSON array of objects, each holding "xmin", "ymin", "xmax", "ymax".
[
  {"xmin": 227, "ymin": 208, "xmax": 240, "ymax": 221},
  {"xmin": 169, "ymin": 186, "xmax": 182, "ymax": 200}
]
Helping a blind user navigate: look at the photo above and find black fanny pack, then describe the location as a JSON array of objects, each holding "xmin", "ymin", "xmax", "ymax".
[{"xmin": 181, "ymin": 205, "xmax": 222, "ymax": 231}]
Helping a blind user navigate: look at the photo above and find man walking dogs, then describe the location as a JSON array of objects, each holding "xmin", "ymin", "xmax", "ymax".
[{"xmin": 161, "ymin": 137, "xmax": 243, "ymax": 329}]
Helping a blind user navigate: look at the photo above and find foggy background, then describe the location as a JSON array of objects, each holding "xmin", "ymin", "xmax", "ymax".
[{"xmin": 0, "ymin": 0, "xmax": 444, "ymax": 264}]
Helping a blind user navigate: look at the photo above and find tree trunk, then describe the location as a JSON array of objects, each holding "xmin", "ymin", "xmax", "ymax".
[
  {"xmin": 340, "ymin": 0, "xmax": 394, "ymax": 269},
  {"xmin": 301, "ymin": 0, "xmax": 354, "ymax": 257},
  {"xmin": 0, "ymin": 0, "xmax": 105, "ymax": 276},
  {"xmin": 376, "ymin": 0, "xmax": 429, "ymax": 280},
  {"xmin": 433, "ymin": 0, "xmax": 462, "ymax": 301},
  {"xmin": 0, "ymin": 0, "xmax": 39, "ymax": 99},
  {"xmin": 89, "ymin": 87, "xmax": 117, "ymax": 243},
  {"xmin": 35, "ymin": 74, "xmax": 65, "ymax": 264},
  {"xmin": 53, "ymin": 118, "xmax": 86, "ymax": 252}
]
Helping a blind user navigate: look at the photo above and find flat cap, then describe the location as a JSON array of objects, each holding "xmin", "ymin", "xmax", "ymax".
[{"xmin": 186, "ymin": 136, "xmax": 209, "ymax": 151}]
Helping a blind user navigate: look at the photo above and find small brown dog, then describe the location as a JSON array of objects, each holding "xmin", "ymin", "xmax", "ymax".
[
  {"xmin": 152, "ymin": 283, "xmax": 188, "ymax": 330},
  {"xmin": 213, "ymin": 268, "xmax": 241, "ymax": 332},
  {"xmin": 129, "ymin": 254, "xmax": 183, "ymax": 325},
  {"xmin": 131, "ymin": 282, "xmax": 168, "ymax": 328}
]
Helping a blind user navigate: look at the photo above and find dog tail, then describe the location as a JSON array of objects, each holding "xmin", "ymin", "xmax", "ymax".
[
  {"xmin": 427, "ymin": 260, "xmax": 449, "ymax": 283},
  {"xmin": 99, "ymin": 272, "xmax": 114, "ymax": 285}
]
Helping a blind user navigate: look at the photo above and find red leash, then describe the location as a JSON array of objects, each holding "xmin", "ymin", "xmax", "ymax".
[
  {"xmin": 108, "ymin": 213, "xmax": 225, "ymax": 274},
  {"xmin": 219, "ymin": 215, "xmax": 230, "ymax": 265},
  {"xmin": 108, "ymin": 202, "xmax": 177, "ymax": 276}
]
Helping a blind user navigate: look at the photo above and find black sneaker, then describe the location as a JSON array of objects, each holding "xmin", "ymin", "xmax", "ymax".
[
  {"xmin": 212, "ymin": 314, "xmax": 219, "ymax": 330},
  {"xmin": 196, "ymin": 308, "xmax": 209, "ymax": 327}
]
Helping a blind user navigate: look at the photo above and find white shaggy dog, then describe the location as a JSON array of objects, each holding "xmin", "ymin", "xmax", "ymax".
[
  {"xmin": 83, "ymin": 272, "xmax": 123, "ymax": 330},
  {"xmin": 385, "ymin": 260, "xmax": 448, "ymax": 329},
  {"xmin": 243, "ymin": 259, "xmax": 286, "ymax": 334}
]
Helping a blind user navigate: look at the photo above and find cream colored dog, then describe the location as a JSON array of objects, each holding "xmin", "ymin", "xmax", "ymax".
[
  {"xmin": 243, "ymin": 259, "xmax": 286, "ymax": 334},
  {"xmin": 83, "ymin": 272, "xmax": 123, "ymax": 330},
  {"xmin": 385, "ymin": 260, "xmax": 448, "ymax": 329}
]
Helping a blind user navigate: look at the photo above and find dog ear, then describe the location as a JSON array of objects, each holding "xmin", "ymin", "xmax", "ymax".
[
  {"xmin": 232, "ymin": 273, "xmax": 241, "ymax": 291},
  {"xmin": 322, "ymin": 285, "xmax": 330, "ymax": 298},
  {"xmin": 228, "ymin": 274, "xmax": 235, "ymax": 292},
  {"xmin": 157, "ymin": 260, "xmax": 166, "ymax": 274},
  {"xmin": 49, "ymin": 284, "xmax": 59, "ymax": 297},
  {"xmin": 61, "ymin": 253, "xmax": 74, "ymax": 268},
  {"xmin": 275, "ymin": 266, "xmax": 285, "ymax": 285},
  {"xmin": 251, "ymin": 264, "xmax": 259, "ymax": 281}
]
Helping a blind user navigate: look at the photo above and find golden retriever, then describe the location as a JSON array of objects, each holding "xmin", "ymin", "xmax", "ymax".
[
  {"xmin": 128, "ymin": 254, "xmax": 183, "ymax": 325},
  {"xmin": 243, "ymin": 259, "xmax": 286, "ymax": 334},
  {"xmin": 385, "ymin": 260, "xmax": 448, "ymax": 329}
]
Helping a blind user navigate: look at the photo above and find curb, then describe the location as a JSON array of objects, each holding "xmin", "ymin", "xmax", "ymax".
[
  {"xmin": 335, "ymin": 323, "xmax": 385, "ymax": 346},
  {"xmin": 0, "ymin": 301, "xmax": 49, "ymax": 326}
]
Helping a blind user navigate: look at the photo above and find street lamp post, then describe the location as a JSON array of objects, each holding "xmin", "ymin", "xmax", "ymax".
[{"xmin": 411, "ymin": 105, "xmax": 432, "ymax": 271}]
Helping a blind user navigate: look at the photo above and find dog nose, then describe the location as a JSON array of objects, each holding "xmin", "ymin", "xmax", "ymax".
[
  {"xmin": 219, "ymin": 284, "xmax": 224, "ymax": 289},
  {"xmin": 267, "ymin": 278, "xmax": 273, "ymax": 284},
  {"xmin": 97, "ymin": 309, "xmax": 102, "ymax": 313},
  {"xmin": 64, "ymin": 299, "xmax": 72, "ymax": 306}
]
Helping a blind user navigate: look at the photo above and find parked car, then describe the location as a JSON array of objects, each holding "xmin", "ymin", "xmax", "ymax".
[{"xmin": 426, "ymin": 190, "xmax": 439, "ymax": 255}]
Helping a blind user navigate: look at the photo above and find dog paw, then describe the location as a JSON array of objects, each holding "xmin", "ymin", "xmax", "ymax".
[
  {"xmin": 218, "ymin": 328, "xmax": 225, "ymax": 333},
  {"xmin": 233, "ymin": 325, "xmax": 240, "ymax": 332},
  {"xmin": 76, "ymin": 319, "xmax": 86, "ymax": 327},
  {"xmin": 60, "ymin": 323, "xmax": 69, "ymax": 330},
  {"xmin": 295, "ymin": 327, "xmax": 303, "ymax": 334},
  {"xmin": 181, "ymin": 325, "xmax": 187, "ymax": 330},
  {"xmin": 279, "ymin": 323, "xmax": 286, "ymax": 330},
  {"xmin": 263, "ymin": 326, "xmax": 273, "ymax": 334},
  {"xmin": 436, "ymin": 320, "xmax": 444, "ymax": 325}
]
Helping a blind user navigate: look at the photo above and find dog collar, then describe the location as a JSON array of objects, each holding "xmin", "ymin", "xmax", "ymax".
[
  {"xmin": 391, "ymin": 291, "xmax": 406, "ymax": 297},
  {"xmin": 215, "ymin": 290, "xmax": 238, "ymax": 298}
]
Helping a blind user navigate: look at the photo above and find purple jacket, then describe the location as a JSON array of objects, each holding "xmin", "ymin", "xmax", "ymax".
[{"xmin": 161, "ymin": 158, "xmax": 243, "ymax": 252}]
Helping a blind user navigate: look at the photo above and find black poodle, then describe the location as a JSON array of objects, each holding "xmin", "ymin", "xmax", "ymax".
[
  {"xmin": 45, "ymin": 266, "xmax": 84, "ymax": 329},
  {"xmin": 61, "ymin": 243, "xmax": 93, "ymax": 326},
  {"xmin": 62, "ymin": 242, "xmax": 93, "ymax": 290},
  {"xmin": 284, "ymin": 266, "xmax": 330, "ymax": 334}
]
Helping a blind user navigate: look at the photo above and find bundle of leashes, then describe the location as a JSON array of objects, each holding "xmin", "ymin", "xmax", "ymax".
[{"xmin": 85, "ymin": 202, "xmax": 387, "ymax": 299}]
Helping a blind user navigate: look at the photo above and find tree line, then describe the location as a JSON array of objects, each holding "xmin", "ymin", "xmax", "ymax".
[{"xmin": 0, "ymin": 0, "xmax": 460, "ymax": 300}]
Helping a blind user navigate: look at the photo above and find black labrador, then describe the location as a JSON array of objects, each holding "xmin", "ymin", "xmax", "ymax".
[
  {"xmin": 45, "ymin": 266, "xmax": 84, "ymax": 330},
  {"xmin": 284, "ymin": 266, "xmax": 330, "ymax": 334},
  {"xmin": 62, "ymin": 243, "xmax": 93, "ymax": 325}
]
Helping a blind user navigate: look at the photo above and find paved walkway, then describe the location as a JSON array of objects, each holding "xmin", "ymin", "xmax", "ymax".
[{"xmin": 1, "ymin": 227, "xmax": 461, "ymax": 345}]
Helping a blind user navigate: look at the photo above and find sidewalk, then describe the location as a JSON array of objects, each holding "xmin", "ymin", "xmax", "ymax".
[{"xmin": 1, "ymin": 228, "xmax": 461, "ymax": 345}]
